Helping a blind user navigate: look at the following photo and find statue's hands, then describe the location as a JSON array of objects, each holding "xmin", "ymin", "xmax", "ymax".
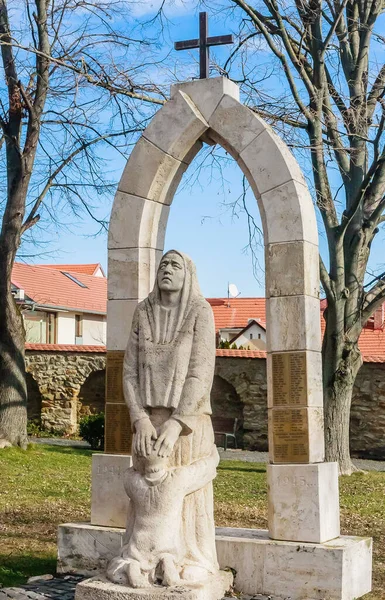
[
  {"xmin": 134, "ymin": 417, "xmax": 158, "ymax": 458},
  {"xmin": 154, "ymin": 419, "xmax": 182, "ymax": 458}
]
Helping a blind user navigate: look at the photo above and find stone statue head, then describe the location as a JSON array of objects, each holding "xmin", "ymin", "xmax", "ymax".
[
  {"xmin": 157, "ymin": 251, "xmax": 185, "ymax": 293},
  {"xmin": 143, "ymin": 447, "xmax": 168, "ymax": 484}
]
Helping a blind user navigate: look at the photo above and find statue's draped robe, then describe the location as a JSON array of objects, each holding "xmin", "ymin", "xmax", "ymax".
[{"xmin": 122, "ymin": 251, "xmax": 218, "ymax": 575}]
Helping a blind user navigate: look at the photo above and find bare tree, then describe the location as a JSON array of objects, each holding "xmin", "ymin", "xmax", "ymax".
[
  {"xmin": 0, "ymin": 0, "xmax": 165, "ymax": 448},
  {"xmin": 208, "ymin": 0, "xmax": 385, "ymax": 474}
]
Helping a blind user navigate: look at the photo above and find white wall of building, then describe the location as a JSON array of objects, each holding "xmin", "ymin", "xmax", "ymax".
[
  {"xmin": 56, "ymin": 311, "xmax": 106, "ymax": 345},
  {"xmin": 219, "ymin": 328, "xmax": 242, "ymax": 342},
  {"xmin": 57, "ymin": 312, "xmax": 76, "ymax": 344},
  {"xmin": 82, "ymin": 314, "xmax": 106, "ymax": 345},
  {"xmin": 233, "ymin": 322, "xmax": 266, "ymax": 348}
]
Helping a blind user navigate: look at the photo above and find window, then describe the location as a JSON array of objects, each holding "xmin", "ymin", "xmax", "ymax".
[
  {"xmin": 61, "ymin": 271, "xmax": 88, "ymax": 288},
  {"xmin": 258, "ymin": 333, "xmax": 261, "ymax": 339},
  {"xmin": 24, "ymin": 311, "xmax": 47, "ymax": 343},
  {"xmin": 249, "ymin": 333, "xmax": 253, "ymax": 339},
  {"xmin": 47, "ymin": 313, "xmax": 56, "ymax": 344},
  {"xmin": 75, "ymin": 314, "xmax": 83, "ymax": 339}
]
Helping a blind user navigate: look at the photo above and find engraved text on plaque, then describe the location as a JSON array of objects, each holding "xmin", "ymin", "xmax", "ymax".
[
  {"xmin": 105, "ymin": 403, "xmax": 132, "ymax": 454},
  {"xmin": 272, "ymin": 352, "xmax": 307, "ymax": 406},
  {"xmin": 271, "ymin": 407, "xmax": 309, "ymax": 463},
  {"xmin": 106, "ymin": 351, "xmax": 125, "ymax": 403}
]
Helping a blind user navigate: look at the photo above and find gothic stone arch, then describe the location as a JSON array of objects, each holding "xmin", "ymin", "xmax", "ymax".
[{"xmin": 107, "ymin": 77, "xmax": 336, "ymax": 545}]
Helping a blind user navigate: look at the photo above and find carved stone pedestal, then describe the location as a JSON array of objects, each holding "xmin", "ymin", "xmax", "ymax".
[
  {"xmin": 57, "ymin": 523, "xmax": 372, "ymax": 600},
  {"xmin": 75, "ymin": 573, "xmax": 233, "ymax": 600}
]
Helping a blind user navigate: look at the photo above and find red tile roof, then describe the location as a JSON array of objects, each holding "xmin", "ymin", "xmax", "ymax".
[
  {"xmin": 15, "ymin": 265, "xmax": 385, "ymax": 364},
  {"xmin": 211, "ymin": 297, "xmax": 385, "ymax": 363},
  {"xmin": 207, "ymin": 298, "xmax": 266, "ymax": 330},
  {"xmin": 25, "ymin": 344, "xmax": 106, "ymax": 353},
  {"xmin": 12, "ymin": 263, "xmax": 107, "ymax": 314},
  {"xmin": 42, "ymin": 263, "xmax": 105, "ymax": 276},
  {"xmin": 358, "ymin": 328, "xmax": 385, "ymax": 358},
  {"xmin": 216, "ymin": 349, "xmax": 267, "ymax": 358}
]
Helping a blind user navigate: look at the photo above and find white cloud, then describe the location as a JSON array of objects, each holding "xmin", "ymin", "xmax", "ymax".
[{"xmin": 129, "ymin": 0, "xmax": 196, "ymax": 18}]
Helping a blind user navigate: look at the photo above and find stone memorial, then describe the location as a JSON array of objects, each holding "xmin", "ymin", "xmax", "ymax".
[
  {"xmin": 78, "ymin": 250, "xmax": 232, "ymax": 598},
  {"xmin": 57, "ymin": 15, "xmax": 373, "ymax": 597}
]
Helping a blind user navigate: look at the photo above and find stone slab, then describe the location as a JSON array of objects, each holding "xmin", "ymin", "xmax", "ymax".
[
  {"xmin": 75, "ymin": 572, "xmax": 233, "ymax": 600},
  {"xmin": 108, "ymin": 247, "xmax": 163, "ymax": 301},
  {"xmin": 266, "ymin": 240, "xmax": 320, "ymax": 299},
  {"xmin": 266, "ymin": 295, "xmax": 322, "ymax": 353},
  {"xmin": 267, "ymin": 463, "xmax": 340, "ymax": 543},
  {"xmin": 118, "ymin": 137, "xmax": 182, "ymax": 204},
  {"xmin": 108, "ymin": 192, "xmax": 169, "ymax": 252},
  {"xmin": 107, "ymin": 299, "xmax": 139, "ymax": 352},
  {"xmin": 57, "ymin": 524, "xmax": 372, "ymax": 599},
  {"xmin": 91, "ymin": 454, "xmax": 133, "ymax": 528}
]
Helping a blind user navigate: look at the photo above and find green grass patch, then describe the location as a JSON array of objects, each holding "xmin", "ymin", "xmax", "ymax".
[{"xmin": 1, "ymin": 445, "xmax": 384, "ymax": 599}]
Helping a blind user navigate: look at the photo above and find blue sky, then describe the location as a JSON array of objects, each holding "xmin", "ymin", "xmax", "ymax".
[{"xmin": 16, "ymin": 4, "xmax": 385, "ymax": 298}]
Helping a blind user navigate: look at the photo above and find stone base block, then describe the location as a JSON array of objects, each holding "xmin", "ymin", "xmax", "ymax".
[
  {"xmin": 267, "ymin": 462, "xmax": 340, "ymax": 543},
  {"xmin": 75, "ymin": 573, "xmax": 233, "ymax": 600},
  {"xmin": 57, "ymin": 524, "xmax": 372, "ymax": 600},
  {"xmin": 91, "ymin": 454, "xmax": 132, "ymax": 528}
]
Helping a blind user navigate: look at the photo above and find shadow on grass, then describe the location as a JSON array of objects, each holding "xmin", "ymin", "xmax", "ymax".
[
  {"xmin": 38, "ymin": 444, "xmax": 95, "ymax": 457},
  {"xmin": 218, "ymin": 463, "xmax": 266, "ymax": 474},
  {"xmin": 0, "ymin": 554, "xmax": 56, "ymax": 587}
]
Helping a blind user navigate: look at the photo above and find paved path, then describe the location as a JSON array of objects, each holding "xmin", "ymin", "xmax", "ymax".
[
  {"xmin": 31, "ymin": 438, "xmax": 385, "ymax": 471},
  {"xmin": 0, "ymin": 575, "xmax": 278, "ymax": 600},
  {"xmin": 218, "ymin": 448, "xmax": 385, "ymax": 471}
]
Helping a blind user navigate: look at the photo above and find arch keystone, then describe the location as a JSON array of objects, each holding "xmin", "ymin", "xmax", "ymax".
[
  {"xmin": 142, "ymin": 90, "xmax": 209, "ymax": 162},
  {"xmin": 171, "ymin": 77, "xmax": 240, "ymax": 121}
]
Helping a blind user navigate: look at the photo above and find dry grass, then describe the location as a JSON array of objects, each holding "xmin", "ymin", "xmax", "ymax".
[{"xmin": 0, "ymin": 446, "xmax": 384, "ymax": 599}]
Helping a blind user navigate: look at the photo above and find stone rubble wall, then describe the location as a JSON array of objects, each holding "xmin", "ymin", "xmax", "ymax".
[
  {"xmin": 25, "ymin": 351, "xmax": 385, "ymax": 457},
  {"xmin": 350, "ymin": 362, "xmax": 385, "ymax": 458},
  {"xmin": 26, "ymin": 352, "xmax": 106, "ymax": 433}
]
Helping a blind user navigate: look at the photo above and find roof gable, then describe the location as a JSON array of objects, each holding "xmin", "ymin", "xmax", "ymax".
[{"xmin": 229, "ymin": 319, "xmax": 266, "ymax": 344}]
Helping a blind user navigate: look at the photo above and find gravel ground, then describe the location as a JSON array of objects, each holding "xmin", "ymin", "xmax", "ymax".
[{"xmin": 30, "ymin": 438, "xmax": 385, "ymax": 471}]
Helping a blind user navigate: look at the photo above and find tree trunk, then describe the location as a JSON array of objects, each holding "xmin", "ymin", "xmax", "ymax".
[
  {"xmin": 323, "ymin": 321, "xmax": 362, "ymax": 475},
  {"xmin": 0, "ymin": 279, "xmax": 28, "ymax": 449}
]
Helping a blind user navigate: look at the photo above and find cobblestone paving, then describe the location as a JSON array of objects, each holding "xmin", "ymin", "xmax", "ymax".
[
  {"xmin": 0, "ymin": 575, "xmax": 279, "ymax": 600},
  {"xmin": 0, "ymin": 576, "xmax": 84, "ymax": 600}
]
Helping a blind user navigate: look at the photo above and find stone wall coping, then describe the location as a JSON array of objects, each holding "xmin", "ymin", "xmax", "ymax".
[
  {"xmin": 24, "ymin": 343, "xmax": 385, "ymax": 363},
  {"xmin": 25, "ymin": 343, "xmax": 106, "ymax": 353}
]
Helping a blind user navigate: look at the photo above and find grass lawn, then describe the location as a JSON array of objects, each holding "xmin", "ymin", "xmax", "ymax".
[{"xmin": 0, "ymin": 445, "xmax": 384, "ymax": 599}]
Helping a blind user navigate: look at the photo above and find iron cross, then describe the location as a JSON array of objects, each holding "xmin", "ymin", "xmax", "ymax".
[{"xmin": 174, "ymin": 12, "xmax": 233, "ymax": 79}]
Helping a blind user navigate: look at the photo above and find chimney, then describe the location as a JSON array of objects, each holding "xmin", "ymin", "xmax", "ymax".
[{"xmin": 373, "ymin": 304, "xmax": 384, "ymax": 330}]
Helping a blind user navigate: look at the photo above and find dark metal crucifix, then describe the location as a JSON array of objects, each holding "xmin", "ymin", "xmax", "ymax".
[{"xmin": 174, "ymin": 12, "xmax": 233, "ymax": 79}]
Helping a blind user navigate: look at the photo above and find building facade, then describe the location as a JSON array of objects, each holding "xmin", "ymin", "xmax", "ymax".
[{"xmin": 12, "ymin": 263, "xmax": 107, "ymax": 346}]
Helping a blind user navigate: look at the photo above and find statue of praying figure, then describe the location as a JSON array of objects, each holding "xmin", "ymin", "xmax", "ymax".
[{"xmin": 107, "ymin": 250, "xmax": 220, "ymax": 589}]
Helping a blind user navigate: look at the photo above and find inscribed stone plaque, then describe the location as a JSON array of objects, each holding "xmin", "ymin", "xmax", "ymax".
[
  {"xmin": 271, "ymin": 408, "xmax": 309, "ymax": 463},
  {"xmin": 272, "ymin": 352, "xmax": 307, "ymax": 406},
  {"xmin": 105, "ymin": 403, "xmax": 132, "ymax": 455},
  {"xmin": 106, "ymin": 351, "xmax": 125, "ymax": 403}
]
